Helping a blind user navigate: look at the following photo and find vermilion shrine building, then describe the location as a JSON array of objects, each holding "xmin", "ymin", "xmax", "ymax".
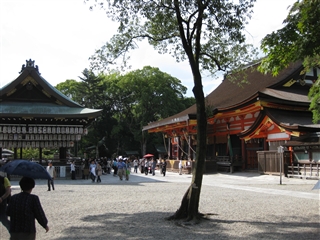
[{"xmin": 143, "ymin": 61, "xmax": 320, "ymax": 176}]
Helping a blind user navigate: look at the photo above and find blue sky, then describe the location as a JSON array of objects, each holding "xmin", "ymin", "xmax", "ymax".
[{"xmin": 0, "ymin": 0, "xmax": 296, "ymax": 97}]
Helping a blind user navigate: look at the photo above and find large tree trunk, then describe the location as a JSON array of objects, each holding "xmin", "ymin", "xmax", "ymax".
[{"xmin": 168, "ymin": 71, "xmax": 207, "ymax": 222}]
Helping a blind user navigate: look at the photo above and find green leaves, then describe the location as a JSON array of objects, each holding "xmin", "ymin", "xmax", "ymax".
[
  {"xmin": 259, "ymin": 0, "xmax": 320, "ymax": 123},
  {"xmin": 87, "ymin": 0, "xmax": 257, "ymax": 79},
  {"xmin": 259, "ymin": 0, "xmax": 320, "ymax": 76}
]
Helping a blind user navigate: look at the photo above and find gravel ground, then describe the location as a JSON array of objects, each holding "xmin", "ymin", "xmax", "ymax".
[{"xmin": 0, "ymin": 171, "xmax": 319, "ymax": 240}]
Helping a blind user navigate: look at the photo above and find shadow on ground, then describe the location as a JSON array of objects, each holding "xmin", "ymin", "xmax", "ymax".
[{"xmin": 53, "ymin": 211, "xmax": 320, "ymax": 240}]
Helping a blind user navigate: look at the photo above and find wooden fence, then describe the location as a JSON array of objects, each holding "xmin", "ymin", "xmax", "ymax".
[{"xmin": 287, "ymin": 163, "xmax": 320, "ymax": 179}]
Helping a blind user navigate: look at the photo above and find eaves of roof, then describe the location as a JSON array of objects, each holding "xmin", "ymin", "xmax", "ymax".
[
  {"xmin": 0, "ymin": 102, "xmax": 102, "ymax": 118},
  {"xmin": 238, "ymin": 108, "xmax": 320, "ymax": 139},
  {"xmin": 265, "ymin": 108, "xmax": 320, "ymax": 131},
  {"xmin": 258, "ymin": 88, "xmax": 310, "ymax": 104},
  {"xmin": 142, "ymin": 113, "xmax": 195, "ymax": 131}
]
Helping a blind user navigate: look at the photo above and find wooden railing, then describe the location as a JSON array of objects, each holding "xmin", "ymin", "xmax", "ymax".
[{"xmin": 287, "ymin": 163, "xmax": 320, "ymax": 179}]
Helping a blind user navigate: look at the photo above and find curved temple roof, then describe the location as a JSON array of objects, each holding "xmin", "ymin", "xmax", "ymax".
[
  {"xmin": 143, "ymin": 61, "xmax": 317, "ymax": 132},
  {"xmin": 0, "ymin": 59, "xmax": 102, "ymax": 122}
]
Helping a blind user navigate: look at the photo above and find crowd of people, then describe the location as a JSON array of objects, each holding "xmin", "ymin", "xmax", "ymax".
[{"xmin": 76, "ymin": 156, "xmax": 169, "ymax": 182}]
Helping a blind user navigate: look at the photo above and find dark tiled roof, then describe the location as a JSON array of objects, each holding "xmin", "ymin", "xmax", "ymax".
[
  {"xmin": 205, "ymin": 61, "xmax": 303, "ymax": 109},
  {"xmin": 0, "ymin": 67, "xmax": 83, "ymax": 108},
  {"xmin": 143, "ymin": 61, "xmax": 303, "ymax": 130},
  {"xmin": 266, "ymin": 108, "xmax": 320, "ymax": 130},
  {"xmin": 0, "ymin": 62, "xmax": 102, "ymax": 119}
]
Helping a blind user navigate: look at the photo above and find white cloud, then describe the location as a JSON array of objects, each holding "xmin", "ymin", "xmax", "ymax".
[{"xmin": 1, "ymin": 0, "xmax": 295, "ymax": 97}]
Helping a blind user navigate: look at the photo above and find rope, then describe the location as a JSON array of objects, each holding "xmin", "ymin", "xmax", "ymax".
[
  {"xmin": 182, "ymin": 131, "xmax": 196, "ymax": 154},
  {"xmin": 176, "ymin": 139, "xmax": 189, "ymax": 156},
  {"xmin": 162, "ymin": 133, "xmax": 168, "ymax": 153}
]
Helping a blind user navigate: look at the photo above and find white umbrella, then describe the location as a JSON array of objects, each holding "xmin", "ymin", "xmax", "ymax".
[{"xmin": 2, "ymin": 149, "xmax": 14, "ymax": 154}]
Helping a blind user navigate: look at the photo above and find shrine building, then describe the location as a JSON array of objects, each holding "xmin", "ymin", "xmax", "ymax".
[
  {"xmin": 0, "ymin": 59, "xmax": 102, "ymax": 161},
  {"xmin": 143, "ymin": 61, "xmax": 320, "ymax": 176}
]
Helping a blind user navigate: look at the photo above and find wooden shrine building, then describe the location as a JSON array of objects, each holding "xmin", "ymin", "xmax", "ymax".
[
  {"xmin": 0, "ymin": 59, "xmax": 102, "ymax": 161},
  {"xmin": 143, "ymin": 61, "xmax": 320, "ymax": 174}
]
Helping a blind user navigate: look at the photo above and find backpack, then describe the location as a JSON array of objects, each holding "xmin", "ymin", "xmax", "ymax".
[{"xmin": 0, "ymin": 176, "xmax": 11, "ymax": 204}]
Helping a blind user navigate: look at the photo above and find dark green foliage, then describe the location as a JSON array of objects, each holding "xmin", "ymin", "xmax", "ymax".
[
  {"xmin": 56, "ymin": 67, "xmax": 194, "ymax": 157},
  {"xmin": 259, "ymin": 0, "xmax": 320, "ymax": 123}
]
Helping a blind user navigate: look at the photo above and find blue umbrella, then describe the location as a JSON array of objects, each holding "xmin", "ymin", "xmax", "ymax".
[
  {"xmin": 0, "ymin": 160, "xmax": 51, "ymax": 179},
  {"xmin": 312, "ymin": 180, "xmax": 320, "ymax": 190}
]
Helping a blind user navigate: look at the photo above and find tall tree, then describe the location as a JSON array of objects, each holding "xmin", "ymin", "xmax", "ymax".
[
  {"xmin": 109, "ymin": 66, "xmax": 190, "ymax": 155},
  {"xmin": 88, "ymin": 0, "xmax": 257, "ymax": 222},
  {"xmin": 56, "ymin": 79, "xmax": 84, "ymax": 104},
  {"xmin": 259, "ymin": 0, "xmax": 320, "ymax": 122},
  {"xmin": 56, "ymin": 68, "xmax": 191, "ymax": 158}
]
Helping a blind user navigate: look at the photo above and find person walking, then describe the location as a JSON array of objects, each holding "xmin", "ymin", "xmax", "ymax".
[
  {"xmin": 70, "ymin": 161, "xmax": 76, "ymax": 180},
  {"xmin": 6, "ymin": 177, "xmax": 49, "ymax": 240},
  {"xmin": 113, "ymin": 159, "xmax": 118, "ymax": 177},
  {"xmin": 81, "ymin": 160, "xmax": 86, "ymax": 179},
  {"xmin": 152, "ymin": 159, "xmax": 157, "ymax": 176},
  {"xmin": 0, "ymin": 175, "xmax": 11, "ymax": 232},
  {"xmin": 179, "ymin": 160, "xmax": 183, "ymax": 175},
  {"xmin": 96, "ymin": 163, "xmax": 102, "ymax": 183},
  {"xmin": 46, "ymin": 161, "xmax": 56, "ymax": 191},
  {"xmin": 161, "ymin": 159, "xmax": 167, "ymax": 177},
  {"xmin": 144, "ymin": 159, "xmax": 149, "ymax": 175},
  {"xmin": 133, "ymin": 158, "xmax": 138, "ymax": 173},
  {"xmin": 125, "ymin": 159, "xmax": 131, "ymax": 181},
  {"xmin": 117, "ymin": 158, "xmax": 126, "ymax": 180},
  {"xmin": 89, "ymin": 160, "xmax": 97, "ymax": 182},
  {"xmin": 106, "ymin": 159, "xmax": 111, "ymax": 174}
]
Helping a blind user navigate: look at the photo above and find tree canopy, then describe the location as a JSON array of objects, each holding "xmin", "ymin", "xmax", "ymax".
[
  {"xmin": 87, "ymin": 0, "xmax": 257, "ymax": 222},
  {"xmin": 259, "ymin": 0, "xmax": 320, "ymax": 122},
  {"xmin": 56, "ymin": 67, "xmax": 194, "ymax": 158}
]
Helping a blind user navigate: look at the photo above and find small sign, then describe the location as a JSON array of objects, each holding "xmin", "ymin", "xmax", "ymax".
[{"xmin": 60, "ymin": 166, "xmax": 66, "ymax": 177}]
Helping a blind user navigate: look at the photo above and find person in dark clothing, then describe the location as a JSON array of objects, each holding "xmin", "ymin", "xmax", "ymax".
[
  {"xmin": 6, "ymin": 177, "xmax": 49, "ymax": 240},
  {"xmin": 161, "ymin": 159, "xmax": 167, "ymax": 176},
  {"xmin": 70, "ymin": 161, "xmax": 76, "ymax": 180},
  {"xmin": 0, "ymin": 175, "xmax": 11, "ymax": 232},
  {"xmin": 152, "ymin": 159, "xmax": 157, "ymax": 176}
]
